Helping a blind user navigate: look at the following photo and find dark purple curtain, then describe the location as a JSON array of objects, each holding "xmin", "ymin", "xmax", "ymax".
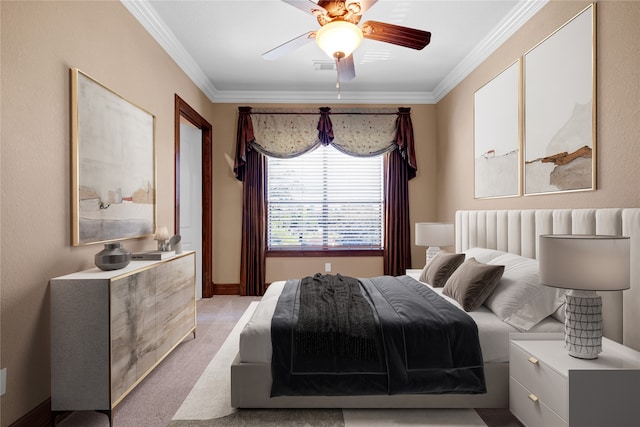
[
  {"xmin": 317, "ymin": 107, "xmax": 334, "ymax": 146},
  {"xmin": 384, "ymin": 108, "xmax": 417, "ymax": 276},
  {"xmin": 233, "ymin": 106, "xmax": 254, "ymax": 181},
  {"xmin": 395, "ymin": 107, "xmax": 418, "ymax": 179},
  {"xmin": 235, "ymin": 107, "xmax": 266, "ymax": 296}
]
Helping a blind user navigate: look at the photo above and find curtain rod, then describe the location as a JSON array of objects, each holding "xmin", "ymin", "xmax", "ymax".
[{"xmin": 249, "ymin": 111, "xmax": 399, "ymax": 115}]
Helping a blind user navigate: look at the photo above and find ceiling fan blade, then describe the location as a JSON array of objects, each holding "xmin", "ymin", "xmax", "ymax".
[
  {"xmin": 361, "ymin": 21, "xmax": 431, "ymax": 50},
  {"xmin": 262, "ymin": 31, "xmax": 316, "ymax": 60},
  {"xmin": 282, "ymin": 0, "xmax": 327, "ymax": 17},
  {"xmin": 336, "ymin": 54, "xmax": 356, "ymax": 82}
]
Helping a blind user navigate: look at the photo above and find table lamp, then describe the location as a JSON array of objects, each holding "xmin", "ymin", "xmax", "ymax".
[
  {"xmin": 154, "ymin": 226, "xmax": 171, "ymax": 251},
  {"xmin": 539, "ymin": 234, "xmax": 630, "ymax": 359},
  {"xmin": 415, "ymin": 222, "xmax": 454, "ymax": 265}
]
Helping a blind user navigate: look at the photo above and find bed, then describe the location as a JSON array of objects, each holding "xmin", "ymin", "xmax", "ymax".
[{"xmin": 231, "ymin": 208, "xmax": 640, "ymax": 408}]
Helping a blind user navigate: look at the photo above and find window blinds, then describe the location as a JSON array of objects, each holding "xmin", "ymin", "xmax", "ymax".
[{"xmin": 267, "ymin": 145, "xmax": 384, "ymax": 250}]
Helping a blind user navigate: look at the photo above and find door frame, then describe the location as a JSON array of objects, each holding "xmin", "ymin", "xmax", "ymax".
[{"xmin": 174, "ymin": 94, "xmax": 213, "ymax": 298}]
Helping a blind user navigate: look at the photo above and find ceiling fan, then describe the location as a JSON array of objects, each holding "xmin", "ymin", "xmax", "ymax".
[{"xmin": 263, "ymin": 0, "xmax": 431, "ymax": 85}]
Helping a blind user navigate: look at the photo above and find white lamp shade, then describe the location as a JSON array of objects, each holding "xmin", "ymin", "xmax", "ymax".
[
  {"xmin": 415, "ymin": 222, "xmax": 454, "ymax": 247},
  {"xmin": 539, "ymin": 234, "xmax": 630, "ymax": 291},
  {"xmin": 315, "ymin": 21, "xmax": 363, "ymax": 59},
  {"xmin": 154, "ymin": 226, "xmax": 170, "ymax": 241}
]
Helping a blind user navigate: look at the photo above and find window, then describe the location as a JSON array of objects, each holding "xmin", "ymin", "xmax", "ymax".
[{"xmin": 267, "ymin": 145, "xmax": 384, "ymax": 254}]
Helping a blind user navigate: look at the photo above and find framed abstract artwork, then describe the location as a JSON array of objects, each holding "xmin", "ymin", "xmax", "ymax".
[
  {"xmin": 523, "ymin": 4, "xmax": 596, "ymax": 195},
  {"xmin": 474, "ymin": 60, "xmax": 521, "ymax": 199},
  {"xmin": 71, "ymin": 68, "xmax": 156, "ymax": 245}
]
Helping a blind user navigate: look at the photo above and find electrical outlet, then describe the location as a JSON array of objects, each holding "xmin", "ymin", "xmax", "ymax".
[
  {"xmin": 324, "ymin": 262, "xmax": 331, "ymax": 272},
  {"xmin": 0, "ymin": 368, "xmax": 6, "ymax": 396}
]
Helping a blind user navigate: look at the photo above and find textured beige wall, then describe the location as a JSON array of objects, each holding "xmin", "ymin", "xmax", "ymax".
[
  {"xmin": 0, "ymin": 2, "xmax": 3, "ymax": 424},
  {"xmin": 0, "ymin": 2, "xmax": 214, "ymax": 425},
  {"xmin": 211, "ymin": 103, "xmax": 438, "ymax": 286},
  {"xmin": 436, "ymin": 0, "xmax": 640, "ymax": 221}
]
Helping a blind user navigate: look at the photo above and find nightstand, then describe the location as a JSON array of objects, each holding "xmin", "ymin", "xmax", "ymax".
[{"xmin": 509, "ymin": 333, "xmax": 640, "ymax": 427}]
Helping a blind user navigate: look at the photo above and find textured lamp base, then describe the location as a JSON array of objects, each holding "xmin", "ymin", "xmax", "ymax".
[
  {"xmin": 426, "ymin": 246, "xmax": 441, "ymax": 264},
  {"xmin": 565, "ymin": 290, "xmax": 602, "ymax": 359}
]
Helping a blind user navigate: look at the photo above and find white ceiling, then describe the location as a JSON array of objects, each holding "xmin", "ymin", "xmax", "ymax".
[{"xmin": 122, "ymin": 0, "xmax": 547, "ymax": 104}]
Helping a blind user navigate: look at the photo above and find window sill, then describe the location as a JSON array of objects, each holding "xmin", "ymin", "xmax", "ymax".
[{"xmin": 267, "ymin": 249, "xmax": 383, "ymax": 258}]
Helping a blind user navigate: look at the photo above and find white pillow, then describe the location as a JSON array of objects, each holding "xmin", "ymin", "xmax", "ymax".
[
  {"xmin": 462, "ymin": 247, "xmax": 507, "ymax": 264},
  {"xmin": 551, "ymin": 304, "xmax": 566, "ymax": 323},
  {"xmin": 483, "ymin": 253, "xmax": 567, "ymax": 331}
]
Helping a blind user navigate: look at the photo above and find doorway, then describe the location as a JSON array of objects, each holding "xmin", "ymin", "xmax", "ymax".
[{"xmin": 174, "ymin": 95, "xmax": 213, "ymax": 298}]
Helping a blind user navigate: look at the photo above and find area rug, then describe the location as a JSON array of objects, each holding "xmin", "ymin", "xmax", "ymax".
[{"xmin": 170, "ymin": 302, "xmax": 487, "ymax": 427}]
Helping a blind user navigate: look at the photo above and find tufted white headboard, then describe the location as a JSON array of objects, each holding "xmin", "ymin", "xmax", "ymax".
[{"xmin": 455, "ymin": 208, "xmax": 640, "ymax": 351}]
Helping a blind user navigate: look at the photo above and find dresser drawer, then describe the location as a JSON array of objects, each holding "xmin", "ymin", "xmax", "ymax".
[
  {"xmin": 510, "ymin": 377, "xmax": 567, "ymax": 427},
  {"xmin": 510, "ymin": 342, "xmax": 568, "ymax": 420}
]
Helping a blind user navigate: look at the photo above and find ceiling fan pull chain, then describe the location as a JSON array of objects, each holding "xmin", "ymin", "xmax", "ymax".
[{"xmin": 336, "ymin": 56, "xmax": 342, "ymax": 99}]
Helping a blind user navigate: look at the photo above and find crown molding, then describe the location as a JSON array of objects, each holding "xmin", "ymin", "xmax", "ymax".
[
  {"xmin": 120, "ymin": 0, "xmax": 219, "ymax": 101},
  {"xmin": 122, "ymin": 0, "xmax": 547, "ymax": 105},
  {"xmin": 431, "ymin": 0, "xmax": 548, "ymax": 102},
  {"xmin": 210, "ymin": 89, "xmax": 436, "ymax": 104}
]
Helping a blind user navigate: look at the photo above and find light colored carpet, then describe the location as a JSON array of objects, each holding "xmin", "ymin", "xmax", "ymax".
[
  {"xmin": 172, "ymin": 301, "xmax": 260, "ymax": 421},
  {"xmin": 343, "ymin": 409, "xmax": 486, "ymax": 426},
  {"xmin": 170, "ymin": 302, "xmax": 487, "ymax": 427}
]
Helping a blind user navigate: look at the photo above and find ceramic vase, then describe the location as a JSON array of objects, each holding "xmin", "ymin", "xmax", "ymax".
[{"xmin": 95, "ymin": 242, "xmax": 132, "ymax": 271}]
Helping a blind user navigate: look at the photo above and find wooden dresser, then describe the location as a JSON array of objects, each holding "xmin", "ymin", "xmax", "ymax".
[{"xmin": 50, "ymin": 252, "xmax": 196, "ymax": 425}]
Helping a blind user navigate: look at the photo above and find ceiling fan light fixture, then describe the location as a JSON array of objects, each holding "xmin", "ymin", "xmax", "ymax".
[{"xmin": 315, "ymin": 20, "xmax": 363, "ymax": 59}]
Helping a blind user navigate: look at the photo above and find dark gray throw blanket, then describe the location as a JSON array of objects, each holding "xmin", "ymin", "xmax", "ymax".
[
  {"xmin": 295, "ymin": 273, "xmax": 379, "ymax": 363},
  {"xmin": 271, "ymin": 274, "xmax": 486, "ymax": 397}
]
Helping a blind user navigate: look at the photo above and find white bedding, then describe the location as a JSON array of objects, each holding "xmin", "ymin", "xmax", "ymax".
[{"xmin": 239, "ymin": 276, "xmax": 564, "ymax": 365}]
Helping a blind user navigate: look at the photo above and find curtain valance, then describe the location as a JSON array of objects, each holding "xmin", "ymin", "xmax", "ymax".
[
  {"xmin": 251, "ymin": 112, "xmax": 321, "ymax": 158},
  {"xmin": 250, "ymin": 108, "xmax": 397, "ymax": 158},
  {"xmin": 331, "ymin": 113, "xmax": 397, "ymax": 157},
  {"xmin": 234, "ymin": 106, "xmax": 417, "ymax": 179}
]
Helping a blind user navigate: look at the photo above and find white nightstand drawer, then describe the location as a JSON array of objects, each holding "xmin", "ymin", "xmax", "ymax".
[
  {"xmin": 510, "ymin": 334, "xmax": 640, "ymax": 427},
  {"xmin": 510, "ymin": 342, "xmax": 568, "ymax": 420},
  {"xmin": 510, "ymin": 377, "xmax": 567, "ymax": 427}
]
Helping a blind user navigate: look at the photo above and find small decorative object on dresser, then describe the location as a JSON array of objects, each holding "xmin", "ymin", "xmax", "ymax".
[
  {"xmin": 153, "ymin": 225, "xmax": 171, "ymax": 251},
  {"xmin": 415, "ymin": 222, "xmax": 454, "ymax": 265},
  {"xmin": 131, "ymin": 250, "xmax": 175, "ymax": 260},
  {"xmin": 510, "ymin": 333, "xmax": 640, "ymax": 427},
  {"xmin": 539, "ymin": 234, "xmax": 630, "ymax": 359},
  {"xmin": 94, "ymin": 242, "xmax": 131, "ymax": 271},
  {"xmin": 169, "ymin": 234, "xmax": 183, "ymax": 253}
]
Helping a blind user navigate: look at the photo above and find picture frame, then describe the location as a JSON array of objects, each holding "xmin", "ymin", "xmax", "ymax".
[
  {"xmin": 473, "ymin": 59, "xmax": 521, "ymax": 199},
  {"xmin": 523, "ymin": 4, "xmax": 596, "ymax": 195},
  {"xmin": 71, "ymin": 68, "xmax": 156, "ymax": 246}
]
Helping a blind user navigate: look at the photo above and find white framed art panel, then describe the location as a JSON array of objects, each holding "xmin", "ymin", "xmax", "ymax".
[
  {"xmin": 71, "ymin": 68, "xmax": 156, "ymax": 245},
  {"xmin": 474, "ymin": 60, "xmax": 521, "ymax": 199},
  {"xmin": 523, "ymin": 4, "xmax": 596, "ymax": 195}
]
